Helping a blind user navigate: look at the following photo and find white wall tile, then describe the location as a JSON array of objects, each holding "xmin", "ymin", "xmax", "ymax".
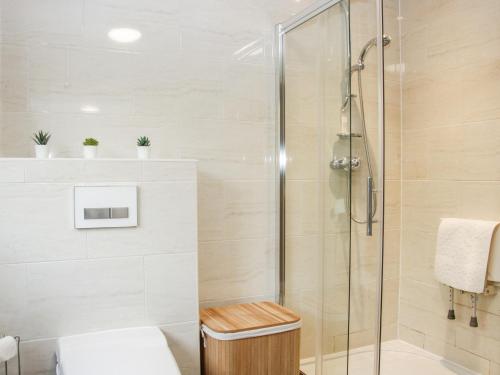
[
  {"xmin": 141, "ymin": 160, "xmax": 197, "ymax": 182},
  {"xmin": 145, "ymin": 253, "xmax": 199, "ymax": 325},
  {"xmin": 0, "ymin": 264, "xmax": 28, "ymax": 336},
  {"xmin": 81, "ymin": 160, "xmax": 142, "ymax": 182},
  {"xmin": 23, "ymin": 257, "xmax": 145, "ymax": 339},
  {"xmin": 0, "ymin": 159, "xmax": 25, "ymax": 182},
  {"xmin": 24, "ymin": 159, "xmax": 85, "ymax": 182},
  {"xmin": 0, "ymin": 183, "xmax": 86, "ymax": 264},
  {"xmin": 19, "ymin": 339, "xmax": 58, "ymax": 375},
  {"xmin": 198, "ymin": 238, "xmax": 275, "ymax": 302},
  {"xmin": 160, "ymin": 322, "xmax": 200, "ymax": 373}
]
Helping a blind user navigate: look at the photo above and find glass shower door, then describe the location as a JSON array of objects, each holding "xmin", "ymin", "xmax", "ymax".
[{"xmin": 278, "ymin": 1, "xmax": 352, "ymax": 374}]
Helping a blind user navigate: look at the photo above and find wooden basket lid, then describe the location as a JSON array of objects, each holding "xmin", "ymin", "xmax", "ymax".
[{"xmin": 200, "ymin": 301, "xmax": 301, "ymax": 334}]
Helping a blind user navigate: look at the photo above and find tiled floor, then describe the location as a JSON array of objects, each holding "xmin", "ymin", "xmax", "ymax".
[{"xmin": 301, "ymin": 340, "xmax": 477, "ymax": 375}]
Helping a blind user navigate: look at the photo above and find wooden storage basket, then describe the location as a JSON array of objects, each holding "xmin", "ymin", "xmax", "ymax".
[{"xmin": 200, "ymin": 301, "xmax": 301, "ymax": 375}]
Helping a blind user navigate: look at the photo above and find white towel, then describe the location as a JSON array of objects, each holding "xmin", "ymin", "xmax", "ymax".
[
  {"xmin": 0, "ymin": 336, "xmax": 17, "ymax": 363},
  {"xmin": 435, "ymin": 218, "xmax": 500, "ymax": 293}
]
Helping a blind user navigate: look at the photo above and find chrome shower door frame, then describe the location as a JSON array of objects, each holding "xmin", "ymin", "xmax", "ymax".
[{"xmin": 276, "ymin": 0, "xmax": 387, "ymax": 374}]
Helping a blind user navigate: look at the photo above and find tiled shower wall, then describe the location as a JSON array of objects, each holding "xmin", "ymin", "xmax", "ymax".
[
  {"xmin": 399, "ymin": 1, "xmax": 500, "ymax": 374},
  {"xmin": 0, "ymin": 0, "xmax": 316, "ymax": 309}
]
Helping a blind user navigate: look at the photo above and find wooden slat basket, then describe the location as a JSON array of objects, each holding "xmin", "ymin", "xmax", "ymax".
[{"xmin": 200, "ymin": 301, "xmax": 302, "ymax": 375}]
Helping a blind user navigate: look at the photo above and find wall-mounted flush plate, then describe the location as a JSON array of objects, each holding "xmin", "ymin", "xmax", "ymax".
[{"xmin": 74, "ymin": 185, "xmax": 138, "ymax": 229}]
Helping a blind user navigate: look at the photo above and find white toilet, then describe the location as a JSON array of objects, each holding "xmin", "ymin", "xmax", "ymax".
[{"xmin": 56, "ymin": 327, "xmax": 182, "ymax": 375}]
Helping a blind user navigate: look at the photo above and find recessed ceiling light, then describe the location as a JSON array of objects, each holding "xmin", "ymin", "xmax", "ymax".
[
  {"xmin": 108, "ymin": 28, "xmax": 142, "ymax": 43},
  {"xmin": 80, "ymin": 105, "xmax": 100, "ymax": 114}
]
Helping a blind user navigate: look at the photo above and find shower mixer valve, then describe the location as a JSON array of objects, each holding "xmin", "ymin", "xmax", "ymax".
[{"xmin": 330, "ymin": 156, "xmax": 361, "ymax": 172}]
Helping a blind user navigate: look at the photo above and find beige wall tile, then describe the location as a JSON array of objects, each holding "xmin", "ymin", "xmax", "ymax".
[
  {"xmin": 399, "ymin": 324, "xmax": 425, "ymax": 348},
  {"xmin": 425, "ymin": 336, "xmax": 491, "ymax": 375},
  {"xmin": 491, "ymin": 362, "xmax": 500, "ymax": 375},
  {"xmin": 456, "ymin": 327, "xmax": 500, "ymax": 364},
  {"xmin": 401, "ymin": 0, "xmax": 500, "ymax": 370}
]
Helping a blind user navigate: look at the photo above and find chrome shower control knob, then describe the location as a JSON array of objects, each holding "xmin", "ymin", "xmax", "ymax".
[
  {"xmin": 330, "ymin": 156, "xmax": 361, "ymax": 171},
  {"xmin": 351, "ymin": 157, "xmax": 361, "ymax": 170}
]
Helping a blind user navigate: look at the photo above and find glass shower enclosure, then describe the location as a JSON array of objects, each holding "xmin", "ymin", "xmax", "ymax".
[{"xmin": 276, "ymin": 0, "xmax": 387, "ymax": 374}]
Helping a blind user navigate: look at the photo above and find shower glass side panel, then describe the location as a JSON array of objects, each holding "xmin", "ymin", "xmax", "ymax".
[{"xmin": 278, "ymin": 1, "xmax": 352, "ymax": 374}]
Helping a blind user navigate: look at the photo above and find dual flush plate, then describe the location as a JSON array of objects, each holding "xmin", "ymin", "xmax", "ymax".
[{"xmin": 74, "ymin": 185, "xmax": 138, "ymax": 229}]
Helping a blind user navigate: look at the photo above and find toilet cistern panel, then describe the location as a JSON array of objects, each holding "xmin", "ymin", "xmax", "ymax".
[{"xmin": 74, "ymin": 185, "xmax": 138, "ymax": 229}]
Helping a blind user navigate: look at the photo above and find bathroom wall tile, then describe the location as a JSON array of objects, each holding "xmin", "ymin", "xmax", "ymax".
[
  {"xmin": 400, "ymin": 231, "xmax": 436, "ymax": 284},
  {"xmin": 24, "ymin": 257, "xmax": 145, "ymax": 339},
  {"xmin": 403, "ymin": 69, "xmax": 464, "ymax": 130},
  {"xmin": 197, "ymin": 179, "xmax": 226, "ymax": 242},
  {"xmin": 160, "ymin": 321, "xmax": 200, "ymax": 373},
  {"xmin": 198, "ymin": 238, "xmax": 275, "ymax": 303},
  {"xmin": 459, "ymin": 182, "xmax": 500, "ymax": 222},
  {"xmin": 81, "ymin": 160, "xmax": 142, "ymax": 182},
  {"xmin": 402, "ymin": 180, "xmax": 459, "ymax": 233},
  {"xmin": 399, "ymin": 277, "xmax": 447, "ymax": 314},
  {"xmin": 284, "ymin": 235, "xmax": 320, "ymax": 293},
  {"xmin": 0, "ymin": 159, "xmax": 25, "ymax": 182},
  {"xmin": 18, "ymin": 339, "xmax": 58, "ymax": 375},
  {"xmin": 284, "ymin": 125, "xmax": 320, "ymax": 181},
  {"xmin": 404, "ymin": 121, "xmax": 500, "ymax": 182},
  {"xmin": 403, "ymin": 126, "xmax": 460, "ymax": 180},
  {"xmin": 0, "ymin": 183, "xmax": 86, "ymax": 264},
  {"xmin": 399, "ymin": 302, "xmax": 456, "ymax": 345},
  {"xmin": 92, "ymin": 0, "xmax": 181, "ymax": 15},
  {"xmin": 223, "ymin": 180, "xmax": 273, "ymax": 240},
  {"xmin": 455, "ymin": 304, "xmax": 500, "ymax": 344},
  {"xmin": 0, "ymin": 113, "xmax": 41, "ymax": 157},
  {"xmin": 24, "ymin": 159, "xmax": 85, "ymax": 182},
  {"xmin": 1, "ymin": 44, "xmax": 29, "ymax": 112},
  {"xmin": 199, "ymin": 294, "xmax": 276, "ymax": 310},
  {"xmin": 398, "ymin": 324, "xmax": 425, "ymax": 348},
  {"xmin": 68, "ymin": 48, "xmax": 139, "ymax": 94},
  {"xmin": 82, "ymin": 2, "xmax": 181, "ymax": 54},
  {"xmin": 141, "ymin": 160, "xmax": 197, "ymax": 182},
  {"xmin": 145, "ymin": 253, "xmax": 198, "ymax": 325},
  {"xmin": 455, "ymin": 120, "xmax": 500, "ymax": 181},
  {"xmin": 1, "ymin": 0, "xmax": 84, "ymax": 46},
  {"xmin": 424, "ymin": 337, "xmax": 491, "ymax": 375},
  {"xmin": 462, "ymin": 62, "xmax": 500, "ymax": 123},
  {"xmin": 87, "ymin": 181, "xmax": 197, "ymax": 258},
  {"xmin": 28, "ymin": 83, "xmax": 134, "ymax": 116},
  {"xmin": 0, "ymin": 264, "xmax": 28, "ymax": 336},
  {"xmin": 456, "ymin": 327, "xmax": 500, "ymax": 364},
  {"xmin": 401, "ymin": 0, "xmax": 500, "ymax": 363},
  {"xmin": 285, "ymin": 290, "xmax": 321, "ymax": 358},
  {"xmin": 385, "ymin": 180, "xmax": 401, "ymax": 230},
  {"xmin": 27, "ymin": 46, "xmax": 69, "ymax": 90},
  {"xmin": 286, "ymin": 180, "xmax": 320, "ymax": 236}
]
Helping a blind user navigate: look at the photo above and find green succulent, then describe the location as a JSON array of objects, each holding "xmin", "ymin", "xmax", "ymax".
[
  {"xmin": 83, "ymin": 138, "xmax": 99, "ymax": 146},
  {"xmin": 137, "ymin": 136, "xmax": 151, "ymax": 147},
  {"xmin": 32, "ymin": 130, "xmax": 51, "ymax": 145}
]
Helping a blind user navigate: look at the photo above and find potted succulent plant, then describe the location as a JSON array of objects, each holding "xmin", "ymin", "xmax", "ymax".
[
  {"xmin": 83, "ymin": 138, "xmax": 99, "ymax": 159},
  {"xmin": 137, "ymin": 136, "xmax": 151, "ymax": 159},
  {"xmin": 32, "ymin": 130, "xmax": 51, "ymax": 159}
]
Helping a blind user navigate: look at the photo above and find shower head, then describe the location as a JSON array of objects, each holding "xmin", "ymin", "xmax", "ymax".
[{"xmin": 357, "ymin": 34, "xmax": 392, "ymax": 66}]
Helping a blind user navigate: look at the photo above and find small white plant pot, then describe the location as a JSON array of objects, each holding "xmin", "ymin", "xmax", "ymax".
[
  {"xmin": 83, "ymin": 145, "xmax": 98, "ymax": 159},
  {"xmin": 35, "ymin": 145, "xmax": 49, "ymax": 159},
  {"xmin": 137, "ymin": 146, "xmax": 151, "ymax": 160}
]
